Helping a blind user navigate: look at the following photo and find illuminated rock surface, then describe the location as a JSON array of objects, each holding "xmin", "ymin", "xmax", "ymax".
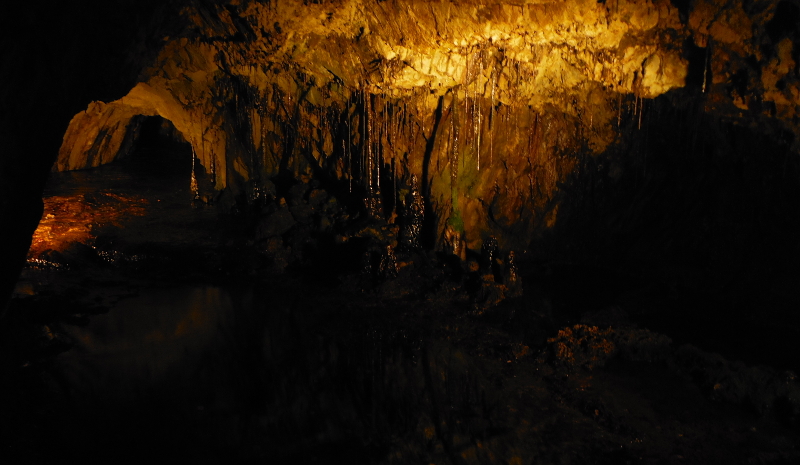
[{"xmin": 53, "ymin": 0, "xmax": 800, "ymax": 250}]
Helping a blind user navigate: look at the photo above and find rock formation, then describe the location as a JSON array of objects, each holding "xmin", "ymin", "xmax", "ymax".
[{"xmin": 4, "ymin": 0, "xmax": 800, "ymax": 307}]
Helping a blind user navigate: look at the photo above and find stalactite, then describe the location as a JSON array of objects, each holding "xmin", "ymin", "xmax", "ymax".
[
  {"xmin": 392, "ymin": 150, "xmax": 397, "ymax": 216},
  {"xmin": 638, "ymin": 98, "xmax": 643, "ymax": 130},
  {"xmin": 409, "ymin": 110, "xmax": 415, "ymax": 161},
  {"xmin": 448, "ymin": 95, "xmax": 455, "ymax": 193},
  {"xmin": 361, "ymin": 89, "xmax": 385, "ymax": 219},
  {"xmin": 347, "ymin": 118, "xmax": 352, "ymax": 193},
  {"xmin": 451, "ymin": 93, "xmax": 459, "ymax": 191},
  {"xmin": 368, "ymin": 92, "xmax": 374, "ymax": 193},
  {"xmin": 490, "ymin": 69, "xmax": 495, "ymax": 168},
  {"xmin": 376, "ymin": 97, "xmax": 382, "ymax": 192},
  {"xmin": 702, "ymin": 43, "xmax": 710, "ymax": 93},
  {"xmin": 503, "ymin": 103, "xmax": 512, "ymax": 158},
  {"xmin": 464, "ymin": 52, "xmax": 473, "ymax": 159},
  {"xmin": 259, "ymin": 100, "xmax": 267, "ymax": 193},
  {"xmin": 191, "ymin": 145, "xmax": 199, "ymax": 201},
  {"xmin": 528, "ymin": 113, "xmax": 539, "ymax": 163},
  {"xmin": 210, "ymin": 135, "xmax": 216, "ymax": 186},
  {"xmin": 476, "ymin": 51, "xmax": 483, "ymax": 172},
  {"xmin": 361, "ymin": 91, "xmax": 366, "ymax": 189}
]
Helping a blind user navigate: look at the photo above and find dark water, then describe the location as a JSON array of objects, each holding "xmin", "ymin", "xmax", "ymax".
[
  {"xmin": 7, "ymin": 133, "xmax": 800, "ymax": 463},
  {"xmin": 54, "ymin": 286, "xmax": 244, "ymax": 404},
  {"xmin": 11, "ymin": 144, "xmax": 414, "ymax": 462},
  {"xmin": 32, "ymin": 281, "xmax": 415, "ymax": 463}
]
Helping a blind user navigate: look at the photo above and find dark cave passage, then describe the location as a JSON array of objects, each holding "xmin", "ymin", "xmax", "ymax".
[
  {"xmin": 528, "ymin": 94, "xmax": 800, "ymax": 374},
  {"xmin": 122, "ymin": 115, "xmax": 192, "ymax": 178}
]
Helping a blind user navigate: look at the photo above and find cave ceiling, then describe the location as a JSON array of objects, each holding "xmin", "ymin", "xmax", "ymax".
[{"xmin": 55, "ymin": 0, "xmax": 800, "ymax": 249}]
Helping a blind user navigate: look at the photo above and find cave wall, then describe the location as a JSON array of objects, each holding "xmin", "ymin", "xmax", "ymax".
[
  {"xmin": 53, "ymin": 0, "xmax": 687, "ymax": 251},
  {"xmin": 54, "ymin": 0, "xmax": 799, "ymax": 253},
  {"xmin": 5, "ymin": 0, "xmax": 800, "ymax": 309}
]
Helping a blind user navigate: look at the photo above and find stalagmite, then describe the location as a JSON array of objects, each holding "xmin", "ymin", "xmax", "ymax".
[
  {"xmin": 378, "ymin": 244, "xmax": 398, "ymax": 279},
  {"xmin": 399, "ymin": 174, "xmax": 424, "ymax": 252}
]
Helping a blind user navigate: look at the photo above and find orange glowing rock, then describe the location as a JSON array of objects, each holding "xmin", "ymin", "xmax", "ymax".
[{"xmin": 28, "ymin": 192, "xmax": 148, "ymax": 257}]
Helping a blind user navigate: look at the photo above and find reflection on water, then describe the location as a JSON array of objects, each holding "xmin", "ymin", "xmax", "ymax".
[
  {"xmin": 55, "ymin": 286, "xmax": 247, "ymax": 405},
  {"xmin": 40, "ymin": 282, "xmax": 438, "ymax": 462},
  {"xmin": 28, "ymin": 157, "xmax": 218, "ymax": 264}
]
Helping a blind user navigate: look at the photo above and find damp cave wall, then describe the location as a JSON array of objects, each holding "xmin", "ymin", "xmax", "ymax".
[
  {"xmin": 55, "ymin": 0, "xmax": 697, "ymax": 254},
  {"xmin": 5, "ymin": 0, "xmax": 800, "ymax": 310},
  {"xmin": 56, "ymin": 0, "xmax": 800, "ymax": 259}
]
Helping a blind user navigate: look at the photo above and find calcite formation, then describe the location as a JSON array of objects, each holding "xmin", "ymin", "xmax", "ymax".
[{"xmin": 55, "ymin": 0, "xmax": 799, "ymax": 250}]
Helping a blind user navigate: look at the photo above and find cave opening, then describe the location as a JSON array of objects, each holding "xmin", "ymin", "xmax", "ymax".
[{"xmin": 122, "ymin": 115, "xmax": 193, "ymax": 178}]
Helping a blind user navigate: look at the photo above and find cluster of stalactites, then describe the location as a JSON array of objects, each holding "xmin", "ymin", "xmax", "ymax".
[{"xmin": 212, "ymin": 56, "xmax": 659, "ymax": 257}]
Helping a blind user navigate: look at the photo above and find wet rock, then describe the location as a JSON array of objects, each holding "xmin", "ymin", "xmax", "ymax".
[
  {"xmin": 317, "ymin": 197, "xmax": 343, "ymax": 232},
  {"xmin": 442, "ymin": 224, "xmax": 467, "ymax": 262},
  {"xmin": 247, "ymin": 178, "xmax": 276, "ymax": 205},
  {"xmin": 38, "ymin": 249, "xmax": 68, "ymax": 267},
  {"xmin": 473, "ymin": 276, "xmax": 506, "ymax": 311},
  {"xmin": 480, "ymin": 236, "xmax": 500, "ymax": 278},
  {"xmin": 289, "ymin": 203, "xmax": 314, "ymax": 225},
  {"xmin": 377, "ymin": 245, "xmax": 398, "ymax": 280},
  {"xmin": 256, "ymin": 209, "xmax": 295, "ymax": 238},
  {"xmin": 258, "ymin": 236, "xmax": 291, "ymax": 273},
  {"xmin": 546, "ymin": 325, "xmax": 672, "ymax": 371},
  {"xmin": 286, "ymin": 182, "xmax": 309, "ymax": 207},
  {"xmin": 316, "ymin": 215, "xmax": 333, "ymax": 232},
  {"xmin": 546, "ymin": 325, "xmax": 617, "ymax": 371},
  {"xmin": 262, "ymin": 178, "xmax": 277, "ymax": 200},
  {"xmin": 357, "ymin": 222, "xmax": 401, "ymax": 288},
  {"xmin": 59, "ymin": 242, "xmax": 100, "ymax": 267},
  {"xmin": 364, "ymin": 190, "xmax": 384, "ymax": 220},
  {"xmin": 504, "ymin": 250, "xmax": 523, "ymax": 298},
  {"xmin": 480, "ymin": 236, "xmax": 499, "ymax": 265},
  {"xmin": 350, "ymin": 219, "xmax": 398, "ymax": 249},
  {"xmin": 83, "ymin": 191, "xmax": 118, "ymax": 207},
  {"xmin": 307, "ymin": 189, "xmax": 328, "ymax": 208},
  {"xmin": 399, "ymin": 175, "xmax": 424, "ymax": 252},
  {"xmin": 321, "ymin": 196, "xmax": 341, "ymax": 215}
]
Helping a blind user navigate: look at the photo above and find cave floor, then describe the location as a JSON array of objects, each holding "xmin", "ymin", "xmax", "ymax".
[{"xmin": 2, "ymin": 157, "xmax": 799, "ymax": 465}]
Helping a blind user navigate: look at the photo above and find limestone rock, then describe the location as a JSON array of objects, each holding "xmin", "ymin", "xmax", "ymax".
[
  {"xmin": 256, "ymin": 209, "xmax": 295, "ymax": 239},
  {"xmin": 50, "ymin": 0, "xmax": 800, "ymax": 251}
]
